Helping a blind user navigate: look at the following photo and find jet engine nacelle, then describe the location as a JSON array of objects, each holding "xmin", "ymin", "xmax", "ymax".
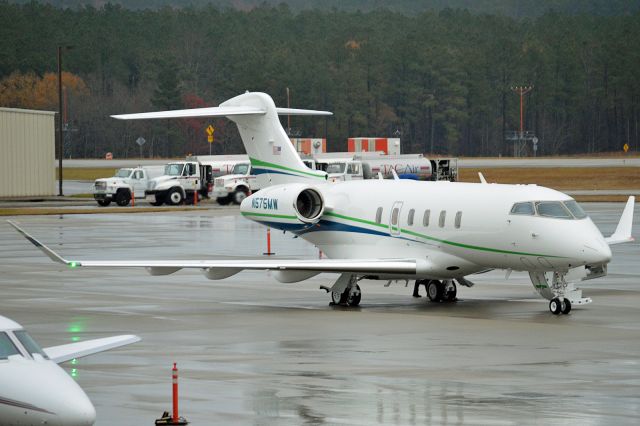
[{"xmin": 240, "ymin": 183, "xmax": 325, "ymax": 229}]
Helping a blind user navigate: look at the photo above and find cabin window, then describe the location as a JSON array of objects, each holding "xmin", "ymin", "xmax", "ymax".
[
  {"xmin": 510, "ymin": 202, "xmax": 535, "ymax": 215},
  {"xmin": 391, "ymin": 208, "xmax": 400, "ymax": 226},
  {"xmin": 347, "ymin": 163, "xmax": 360, "ymax": 175},
  {"xmin": 375, "ymin": 207, "xmax": 383, "ymax": 224},
  {"xmin": 407, "ymin": 209, "xmax": 415, "ymax": 226},
  {"xmin": 439, "ymin": 210, "xmax": 446, "ymax": 228},
  {"xmin": 535, "ymin": 201, "xmax": 572, "ymax": 219},
  {"xmin": 13, "ymin": 330, "xmax": 48, "ymax": 359},
  {"xmin": 423, "ymin": 210, "xmax": 430, "ymax": 227},
  {"xmin": 563, "ymin": 200, "xmax": 588, "ymax": 219},
  {"xmin": 455, "ymin": 211, "xmax": 462, "ymax": 228},
  {"xmin": 0, "ymin": 332, "xmax": 20, "ymax": 359}
]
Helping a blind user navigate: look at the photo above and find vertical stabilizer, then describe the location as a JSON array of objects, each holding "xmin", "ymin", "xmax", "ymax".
[
  {"xmin": 112, "ymin": 91, "xmax": 329, "ymax": 188},
  {"xmin": 220, "ymin": 92, "xmax": 328, "ymax": 187}
]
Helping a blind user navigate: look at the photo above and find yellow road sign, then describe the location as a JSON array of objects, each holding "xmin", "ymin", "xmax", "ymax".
[
  {"xmin": 623, "ymin": 143, "xmax": 629, "ymax": 153},
  {"xmin": 207, "ymin": 135, "xmax": 214, "ymax": 143},
  {"xmin": 206, "ymin": 125, "xmax": 214, "ymax": 136}
]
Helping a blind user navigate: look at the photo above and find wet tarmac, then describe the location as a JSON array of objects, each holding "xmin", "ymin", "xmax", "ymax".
[{"xmin": 1, "ymin": 203, "xmax": 639, "ymax": 425}]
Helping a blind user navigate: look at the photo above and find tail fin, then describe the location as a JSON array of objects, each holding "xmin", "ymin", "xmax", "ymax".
[{"xmin": 112, "ymin": 92, "xmax": 330, "ymax": 187}]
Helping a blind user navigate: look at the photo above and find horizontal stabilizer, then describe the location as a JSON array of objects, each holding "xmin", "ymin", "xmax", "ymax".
[
  {"xmin": 111, "ymin": 106, "xmax": 265, "ymax": 120},
  {"xmin": 111, "ymin": 106, "xmax": 332, "ymax": 121},
  {"xmin": 605, "ymin": 196, "xmax": 635, "ymax": 245},
  {"xmin": 44, "ymin": 335, "xmax": 140, "ymax": 364}
]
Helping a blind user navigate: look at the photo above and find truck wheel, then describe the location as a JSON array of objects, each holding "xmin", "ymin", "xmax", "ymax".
[
  {"xmin": 97, "ymin": 199, "xmax": 111, "ymax": 207},
  {"xmin": 168, "ymin": 188, "xmax": 184, "ymax": 205},
  {"xmin": 150, "ymin": 197, "xmax": 164, "ymax": 206},
  {"xmin": 217, "ymin": 196, "xmax": 231, "ymax": 205},
  {"xmin": 115, "ymin": 190, "xmax": 130, "ymax": 206},
  {"xmin": 232, "ymin": 188, "xmax": 248, "ymax": 205}
]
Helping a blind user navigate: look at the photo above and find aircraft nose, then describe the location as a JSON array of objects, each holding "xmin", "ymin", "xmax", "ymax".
[
  {"xmin": 583, "ymin": 238, "xmax": 611, "ymax": 264},
  {"xmin": 59, "ymin": 391, "xmax": 96, "ymax": 426}
]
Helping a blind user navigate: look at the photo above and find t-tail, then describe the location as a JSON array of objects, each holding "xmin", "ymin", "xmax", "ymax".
[{"xmin": 112, "ymin": 91, "xmax": 330, "ymax": 187}]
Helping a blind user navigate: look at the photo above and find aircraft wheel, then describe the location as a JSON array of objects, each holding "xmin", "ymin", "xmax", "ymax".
[
  {"xmin": 346, "ymin": 285, "xmax": 361, "ymax": 307},
  {"xmin": 445, "ymin": 281, "xmax": 457, "ymax": 302},
  {"xmin": 549, "ymin": 298, "xmax": 562, "ymax": 315},
  {"xmin": 331, "ymin": 290, "xmax": 347, "ymax": 305},
  {"xmin": 561, "ymin": 298, "xmax": 572, "ymax": 314},
  {"xmin": 426, "ymin": 280, "xmax": 443, "ymax": 302}
]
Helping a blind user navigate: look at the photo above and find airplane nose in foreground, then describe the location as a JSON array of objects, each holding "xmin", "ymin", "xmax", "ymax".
[{"xmin": 59, "ymin": 387, "xmax": 96, "ymax": 426}]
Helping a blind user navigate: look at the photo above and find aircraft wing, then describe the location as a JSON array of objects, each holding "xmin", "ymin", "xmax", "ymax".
[
  {"xmin": 605, "ymin": 196, "xmax": 635, "ymax": 245},
  {"xmin": 8, "ymin": 220, "xmax": 420, "ymax": 278},
  {"xmin": 44, "ymin": 335, "xmax": 141, "ymax": 364}
]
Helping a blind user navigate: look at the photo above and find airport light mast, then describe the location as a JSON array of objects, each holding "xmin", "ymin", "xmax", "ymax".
[{"xmin": 506, "ymin": 85, "xmax": 537, "ymax": 157}]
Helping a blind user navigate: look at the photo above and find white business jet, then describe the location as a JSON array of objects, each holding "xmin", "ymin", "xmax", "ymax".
[
  {"xmin": 0, "ymin": 315, "xmax": 139, "ymax": 425},
  {"xmin": 9, "ymin": 92, "xmax": 635, "ymax": 314}
]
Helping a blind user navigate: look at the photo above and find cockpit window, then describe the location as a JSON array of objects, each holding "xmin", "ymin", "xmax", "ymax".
[
  {"xmin": 0, "ymin": 332, "xmax": 20, "ymax": 359},
  {"xmin": 535, "ymin": 201, "xmax": 572, "ymax": 219},
  {"xmin": 13, "ymin": 330, "xmax": 48, "ymax": 359},
  {"xmin": 563, "ymin": 200, "xmax": 588, "ymax": 219},
  {"xmin": 510, "ymin": 202, "xmax": 535, "ymax": 215}
]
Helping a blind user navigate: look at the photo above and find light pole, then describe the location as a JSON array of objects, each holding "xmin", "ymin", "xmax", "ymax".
[{"xmin": 57, "ymin": 45, "xmax": 73, "ymax": 196}]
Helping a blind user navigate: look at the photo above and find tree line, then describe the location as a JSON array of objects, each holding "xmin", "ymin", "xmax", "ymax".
[{"xmin": 1, "ymin": 2, "xmax": 639, "ymax": 158}]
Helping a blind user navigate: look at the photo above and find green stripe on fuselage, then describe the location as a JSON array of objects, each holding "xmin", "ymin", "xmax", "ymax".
[
  {"xmin": 249, "ymin": 157, "xmax": 326, "ymax": 179},
  {"xmin": 241, "ymin": 211, "xmax": 298, "ymax": 220}
]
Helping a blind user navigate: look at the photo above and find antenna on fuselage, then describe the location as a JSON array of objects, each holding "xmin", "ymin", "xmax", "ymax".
[{"xmin": 478, "ymin": 172, "xmax": 488, "ymax": 184}]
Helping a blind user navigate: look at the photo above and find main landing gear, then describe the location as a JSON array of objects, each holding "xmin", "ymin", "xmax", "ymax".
[
  {"xmin": 321, "ymin": 274, "xmax": 362, "ymax": 307},
  {"xmin": 420, "ymin": 279, "xmax": 457, "ymax": 303}
]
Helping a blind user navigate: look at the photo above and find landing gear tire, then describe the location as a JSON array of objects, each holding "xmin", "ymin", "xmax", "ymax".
[
  {"xmin": 549, "ymin": 298, "xmax": 563, "ymax": 315},
  {"xmin": 445, "ymin": 281, "xmax": 457, "ymax": 302},
  {"xmin": 426, "ymin": 280, "xmax": 444, "ymax": 302},
  {"xmin": 331, "ymin": 290, "xmax": 347, "ymax": 305},
  {"xmin": 115, "ymin": 190, "xmax": 130, "ymax": 206},
  {"xmin": 331, "ymin": 284, "xmax": 361, "ymax": 306},
  {"xmin": 96, "ymin": 199, "xmax": 111, "ymax": 207},
  {"xmin": 168, "ymin": 188, "xmax": 184, "ymax": 205},
  {"xmin": 561, "ymin": 298, "xmax": 572, "ymax": 314},
  {"xmin": 346, "ymin": 285, "xmax": 361, "ymax": 307}
]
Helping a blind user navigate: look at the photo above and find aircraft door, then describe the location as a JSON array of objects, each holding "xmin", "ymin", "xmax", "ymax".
[{"xmin": 389, "ymin": 201, "xmax": 403, "ymax": 236}]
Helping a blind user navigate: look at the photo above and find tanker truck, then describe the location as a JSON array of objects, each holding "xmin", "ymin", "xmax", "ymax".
[{"xmin": 318, "ymin": 153, "xmax": 457, "ymax": 182}]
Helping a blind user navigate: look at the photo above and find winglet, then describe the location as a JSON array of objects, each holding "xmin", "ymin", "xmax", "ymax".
[
  {"xmin": 7, "ymin": 220, "xmax": 74, "ymax": 265},
  {"xmin": 479, "ymin": 172, "xmax": 487, "ymax": 184},
  {"xmin": 605, "ymin": 196, "xmax": 635, "ymax": 245},
  {"xmin": 44, "ymin": 335, "xmax": 141, "ymax": 364}
]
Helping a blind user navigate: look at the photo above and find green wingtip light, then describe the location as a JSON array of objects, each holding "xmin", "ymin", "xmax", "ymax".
[{"xmin": 68, "ymin": 261, "xmax": 79, "ymax": 268}]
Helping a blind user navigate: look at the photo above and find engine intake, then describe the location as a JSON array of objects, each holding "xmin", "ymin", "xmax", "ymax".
[{"xmin": 295, "ymin": 188, "xmax": 323, "ymax": 222}]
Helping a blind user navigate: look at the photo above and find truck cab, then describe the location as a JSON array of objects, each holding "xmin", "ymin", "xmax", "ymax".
[
  {"xmin": 326, "ymin": 160, "xmax": 364, "ymax": 182},
  {"xmin": 145, "ymin": 161, "xmax": 213, "ymax": 206},
  {"xmin": 212, "ymin": 162, "xmax": 260, "ymax": 205},
  {"xmin": 93, "ymin": 167, "xmax": 158, "ymax": 207}
]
